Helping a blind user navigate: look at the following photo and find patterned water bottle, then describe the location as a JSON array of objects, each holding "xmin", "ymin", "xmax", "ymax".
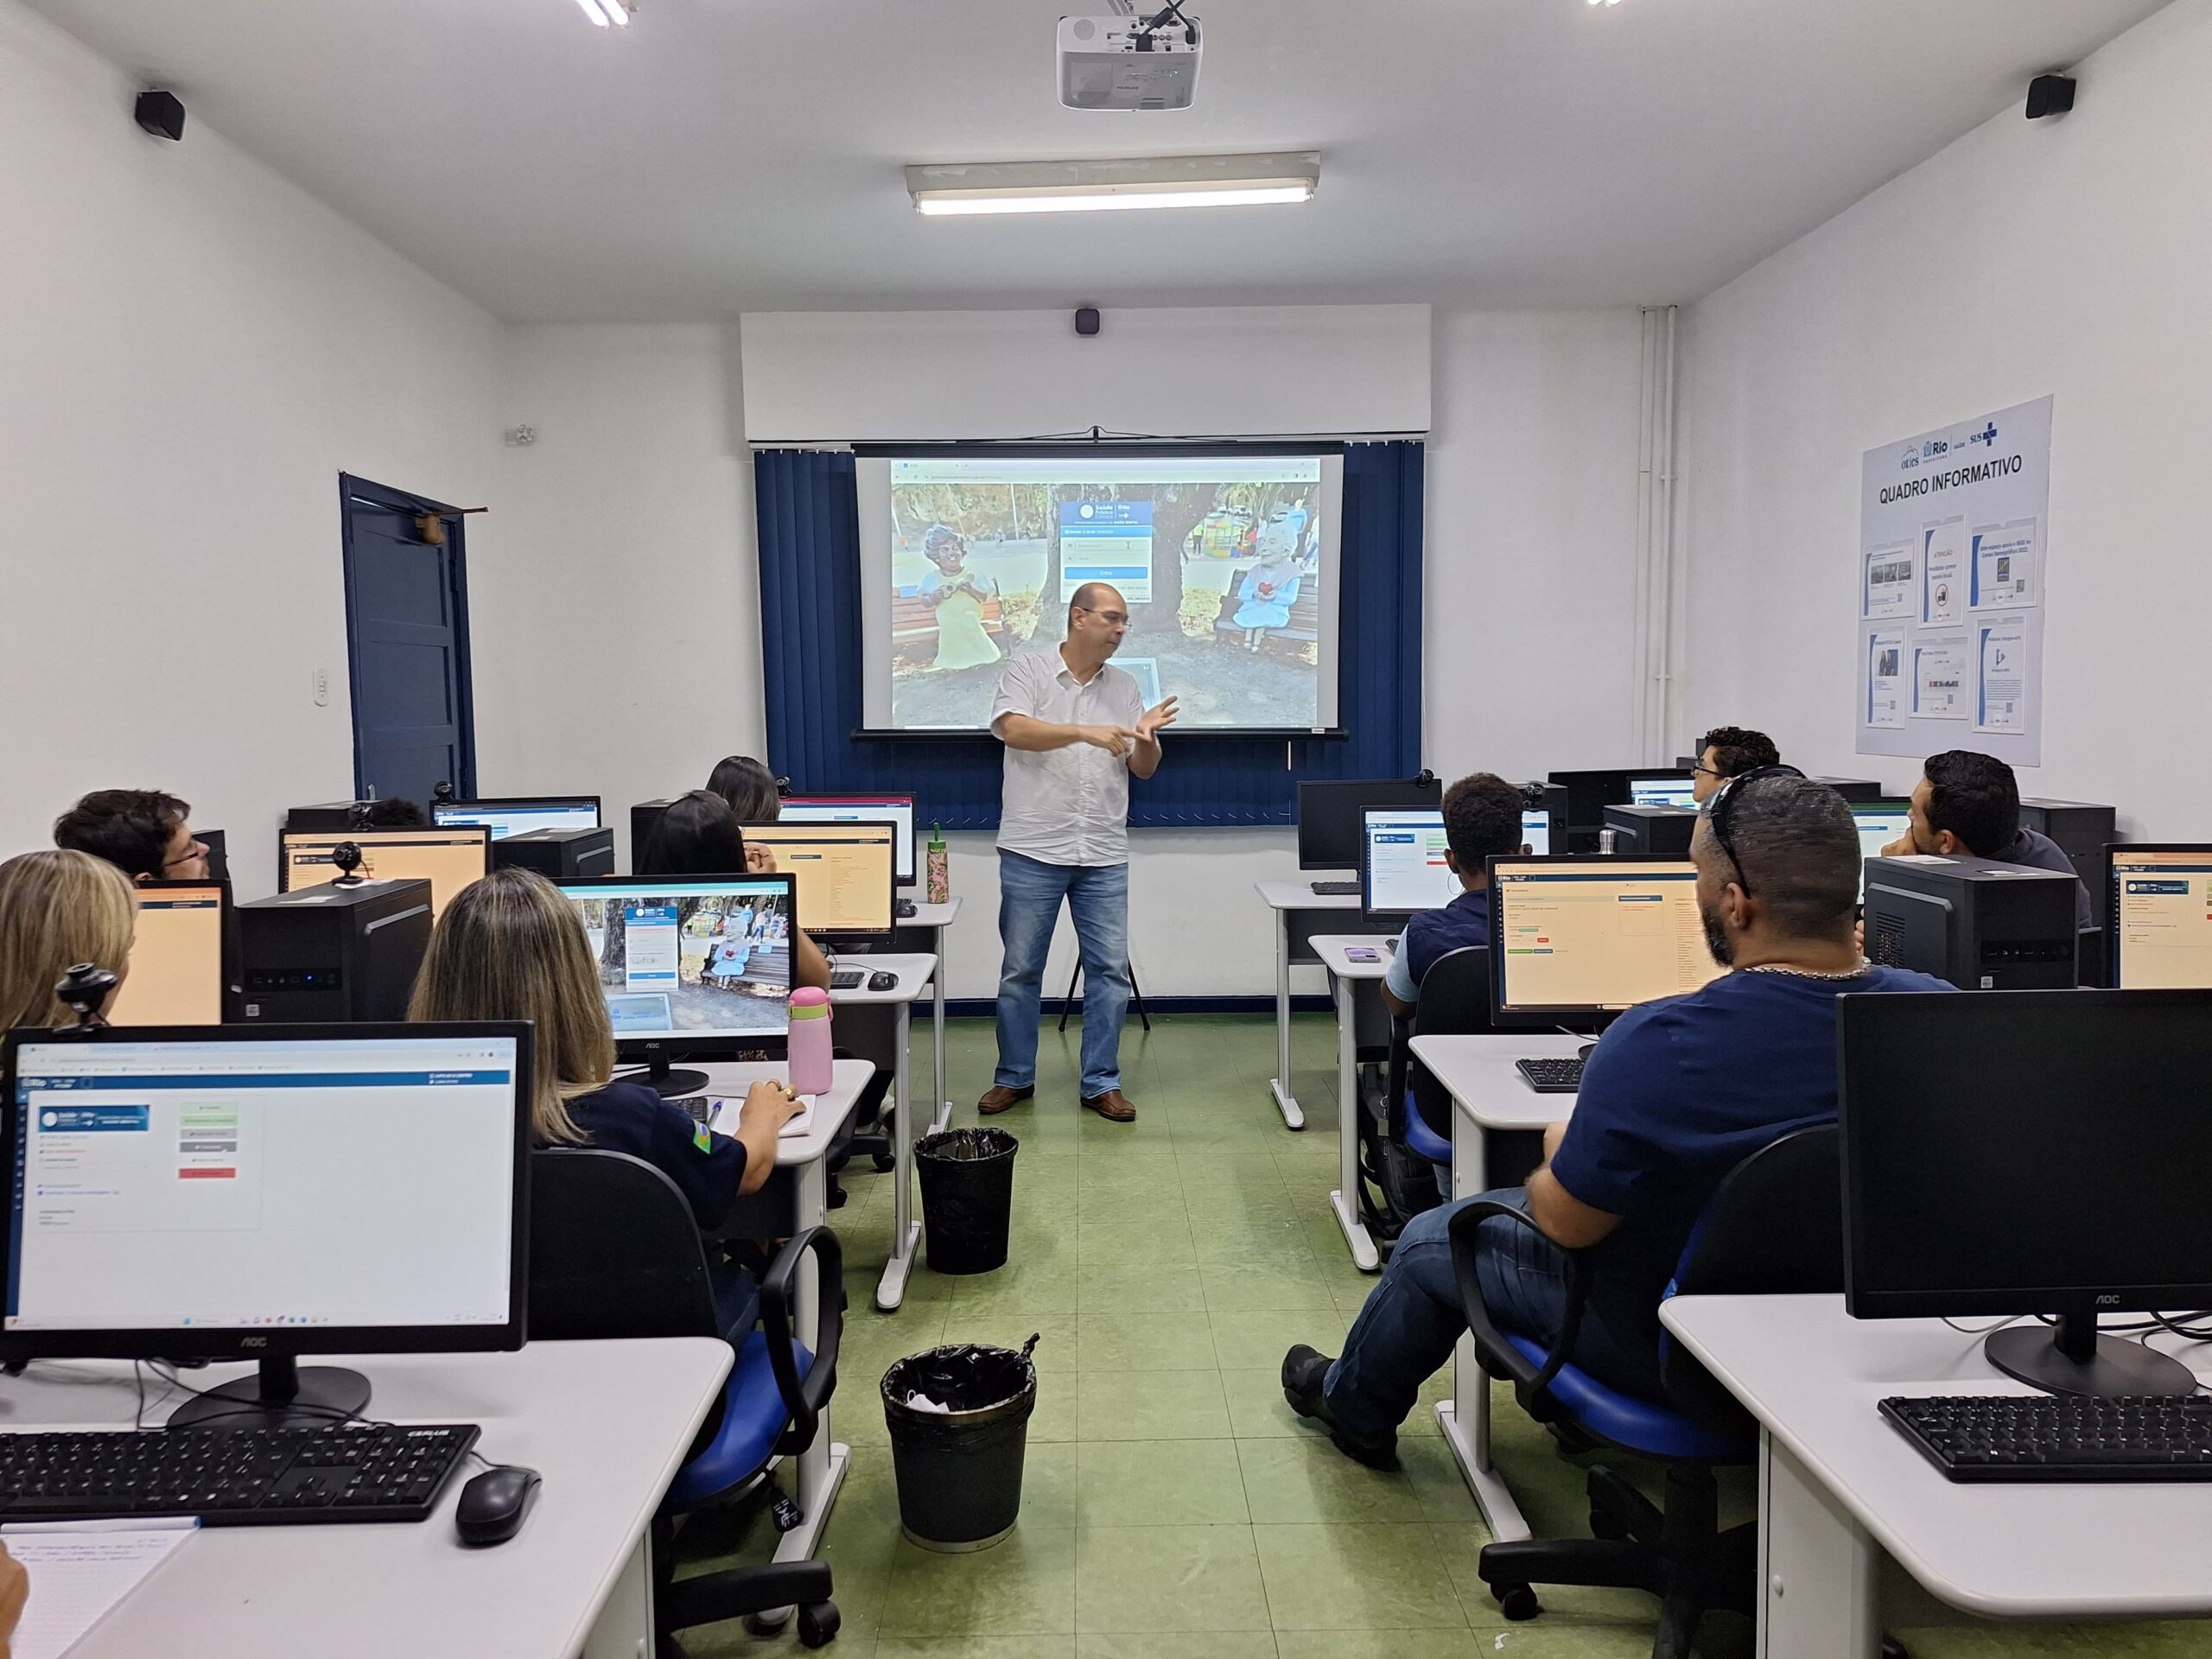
[
  {"xmin": 787, "ymin": 985, "xmax": 835, "ymax": 1095},
  {"xmin": 926, "ymin": 823, "xmax": 950, "ymax": 906}
]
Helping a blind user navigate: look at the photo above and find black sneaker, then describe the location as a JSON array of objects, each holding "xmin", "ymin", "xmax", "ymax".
[{"xmin": 1281, "ymin": 1344, "xmax": 1399, "ymax": 1470}]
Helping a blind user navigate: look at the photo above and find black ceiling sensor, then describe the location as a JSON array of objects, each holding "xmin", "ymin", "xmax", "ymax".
[
  {"xmin": 2024, "ymin": 74, "xmax": 2075, "ymax": 120},
  {"xmin": 135, "ymin": 88, "xmax": 186, "ymax": 141},
  {"xmin": 1075, "ymin": 307, "xmax": 1101, "ymax": 337}
]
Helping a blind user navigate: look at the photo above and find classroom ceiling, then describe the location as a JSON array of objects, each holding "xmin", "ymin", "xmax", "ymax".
[{"xmin": 35, "ymin": 0, "xmax": 2163, "ymax": 321}]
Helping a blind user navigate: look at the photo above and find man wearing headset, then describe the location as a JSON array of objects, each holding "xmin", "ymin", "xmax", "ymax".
[{"xmin": 1283, "ymin": 771, "xmax": 1953, "ymax": 1468}]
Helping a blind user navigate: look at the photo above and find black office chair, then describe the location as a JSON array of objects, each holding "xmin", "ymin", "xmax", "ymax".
[
  {"xmin": 1448, "ymin": 1124, "xmax": 1844, "ymax": 1659},
  {"xmin": 529, "ymin": 1148, "xmax": 844, "ymax": 1653},
  {"xmin": 1362, "ymin": 946, "xmax": 1498, "ymax": 1242}
]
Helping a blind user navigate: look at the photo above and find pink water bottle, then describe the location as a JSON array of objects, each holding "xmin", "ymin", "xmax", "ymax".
[{"xmin": 786, "ymin": 985, "xmax": 834, "ymax": 1095}]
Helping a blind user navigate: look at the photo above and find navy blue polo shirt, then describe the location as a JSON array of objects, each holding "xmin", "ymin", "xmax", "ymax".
[
  {"xmin": 1386, "ymin": 887, "xmax": 1494, "ymax": 1001},
  {"xmin": 1548, "ymin": 964, "xmax": 1954, "ymax": 1357},
  {"xmin": 564, "ymin": 1078, "xmax": 749, "ymax": 1231},
  {"xmin": 1992, "ymin": 827, "xmax": 2093, "ymax": 931}
]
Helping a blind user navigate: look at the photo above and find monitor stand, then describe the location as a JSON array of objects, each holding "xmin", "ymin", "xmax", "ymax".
[
  {"xmin": 1985, "ymin": 1313, "xmax": 2197, "ymax": 1399},
  {"xmin": 167, "ymin": 1356, "xmax": 372, "ymax": 1432},
  {"xmin": 636, "ymin": 1053, "xmax": 710, "ymax": 1099}
]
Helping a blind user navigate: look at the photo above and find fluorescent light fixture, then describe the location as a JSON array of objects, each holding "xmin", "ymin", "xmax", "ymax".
[
  {"xmin": 573, "ymin": 0, "xmax": 610, "ymax": 23},
  {"xmin": 906, "ymin": 152, "xmax": 1320, "ymax": 218},
  {"xmin": 605, "ymin": 0, "xmax": 630, "ymax": 23}
]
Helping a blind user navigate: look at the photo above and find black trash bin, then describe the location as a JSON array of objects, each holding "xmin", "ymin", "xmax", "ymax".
[
  {"xmin": 881, "ymin": 1342, "xmax": 1039, "ymax": 1551},
  {"xmin": 916, "ymin": 1127, "xmax": 1018, "ymax": 1274}
]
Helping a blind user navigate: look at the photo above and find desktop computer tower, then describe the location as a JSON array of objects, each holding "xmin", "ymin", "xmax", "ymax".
[
  {"xmin": 631, "ymin": 798, "xmax": 681, "ymax": 874},
  {"xmin": 285, "ymin": 799, "xmax": 381, "ymax": 832},
  {"xmin": 1602, "ymin": 804, "xmax": 1697, "ymax": 858},
  {"xmin": 492, "ymin": 827, "xmax": 616, "ymax": 880},
  {"xmin": 2019, "ymin": 798, "xmax": 2117, "ymax": 930},
  {"xmin": 1863, "ymin": 855, "xmax": 2079, "ymax": 991},
  {"xmin": 234, "ymin": 880, "xmax": 433, "ymax": 1023},
  {"xmin": 1808, "ymin": 777, "xmax": 1885, "ymax": 804}
]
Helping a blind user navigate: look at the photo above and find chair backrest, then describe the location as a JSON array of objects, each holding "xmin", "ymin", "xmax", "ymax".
[
  {"xmin": 1408, "ymin": 946, "xmax": 1497, "ymax": 1136},
  {"xmin": 528, "ymin": 1147, "xmax": 723, "ymax": 1342}
]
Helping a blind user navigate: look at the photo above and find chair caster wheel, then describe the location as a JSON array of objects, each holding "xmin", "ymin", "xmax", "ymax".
[
  {"xmin": 1588, "ymin": 1506, "xmax": 1630, "ymax": 1541},
  {"xmin": 798, "ymin": 1602, "xmax": 841, "ymax": 1647},
  {"xmin": 1495, "ymin": 1583, "xmax": 1541, "ymax": 1621},
  {"xmin": 872, "ymin": 1152, "xmax": 898, "ymax": 1173}
]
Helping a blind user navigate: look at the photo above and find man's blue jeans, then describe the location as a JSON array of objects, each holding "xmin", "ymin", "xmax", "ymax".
[
  {"xmin": 1322, "ymin": 1186, "xmax": 1663, "ymax": 1441},
  {"xmin": 995, "ymin": 849, "xmax": 1130, "ymax": 1099}
]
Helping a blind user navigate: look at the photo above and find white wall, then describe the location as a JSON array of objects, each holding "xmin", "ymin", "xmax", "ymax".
[
  {"xmin": 0, "ymin": 0, "xmax": 504, "ymax": 888},
  {"xmin": 1678, "ymin": 0, "xmax": 2212, "ymax": 831}
]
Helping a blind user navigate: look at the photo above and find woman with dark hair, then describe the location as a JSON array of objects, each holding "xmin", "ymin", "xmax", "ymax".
[
  {"xmin": 705, "ymin": 755, "xmax": 783, "ymax": 823},
  {"xmin": 640, "ymin": 790, "xmax": 832, "ymax": 990}
]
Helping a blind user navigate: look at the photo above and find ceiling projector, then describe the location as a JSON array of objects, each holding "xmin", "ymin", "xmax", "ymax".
[{"xmin": 1058, "ymin": 14, "xmax": 1201, "ymax": 111}]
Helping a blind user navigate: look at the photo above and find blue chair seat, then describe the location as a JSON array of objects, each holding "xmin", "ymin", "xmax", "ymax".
[
  {"xmin": 1401, "ymin": 1090, "xmax": 1452, "ymax": 1166},
  {"xmin": 1500, "ymin": 1334, "xmax": 1751, "ymax": 1463},
  {"xmin": 667, "ymin": 1331, "xmax": 815, "ymax": 1510}
]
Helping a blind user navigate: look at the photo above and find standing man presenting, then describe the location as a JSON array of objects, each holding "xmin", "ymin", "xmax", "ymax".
[{"xmin": 980, "ymin": 582, "xmax": 1178, "ymax": 1123}]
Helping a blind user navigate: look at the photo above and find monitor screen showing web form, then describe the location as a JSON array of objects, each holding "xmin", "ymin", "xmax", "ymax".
[
  {"xmin": 5, "ymin": 1033, "xmax": 519, "ymax": 1333},
  {"xmin": 105, "ymin": 882, "xmax": 224, "ymax": 1027},
  {"xmin": 433, "ymin": 799, "xmax": 600, "ymax": 841},
  {"xmin": 555, "ymin": 876, "xmax": 795, "ymax": 1039},
  {"xmin": 1521, "ymin": 810, "xmax": 1551, "ymax": 858},
  {"xmin": 1851, "ymin": 804, "xmax": 1912, "ymax": 899},
  {"xmin": 1363, "ymin": 810, "xmax": 1456, "ymax": 916},
  {"xmin": 1628, "ymin": 777, "xmax": 1697, "ymax": 810},
  {"xmin": 740, "ymin": 822, "xmax": 896, "ymax": 935},
  {"xmin": 781, "ymin": 797, "xmax": 918, "ymax": 883},
  {"xmin": 2110, "ymin": 848, "xmax": 2212, "ymax": 988},
  {"xmin": 1493, "ymin": 858, "xmax": 1724, "ymax": 1016},
  {"xmin": 279, "ymin": 828, "xmax": 489, "ymax": 919}
]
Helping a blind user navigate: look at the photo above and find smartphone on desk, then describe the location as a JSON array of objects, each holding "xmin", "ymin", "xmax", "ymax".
[{"xmin": 1344, "ymin": 947, "xmax": 1381, "ymax": 963}]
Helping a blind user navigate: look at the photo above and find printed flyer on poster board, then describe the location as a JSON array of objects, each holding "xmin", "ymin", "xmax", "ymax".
[{"xmin": 1857, "ymin": 397, "xmax": 2050, "ymax": 766}]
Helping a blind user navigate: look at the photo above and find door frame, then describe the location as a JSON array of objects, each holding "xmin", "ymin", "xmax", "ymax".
[{"xmin": 338, "ymin": 473, "xmax": 479, "ymax": 801}]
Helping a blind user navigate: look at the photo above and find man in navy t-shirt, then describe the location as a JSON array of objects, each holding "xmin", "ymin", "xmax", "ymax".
[
  {"xmin": 1881, "ymin": 749, "xmax": 2092, "ymax": 930},
  {"xmin": 1284, "ymin": 772, "xmax": 1954, "ymax": 1467},
  {"xmin": 1381, "ymin": 772, "xmax": 1531, "ymax": 1014}
]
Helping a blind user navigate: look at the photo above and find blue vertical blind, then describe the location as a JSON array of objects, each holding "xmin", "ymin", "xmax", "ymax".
[{"xmin": 754, "ymin": 442, "xmax": 1424, "ymax": 830}]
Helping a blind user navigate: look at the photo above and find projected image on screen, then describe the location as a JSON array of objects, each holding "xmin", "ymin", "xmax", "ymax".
[
  {"xmin": 861, "ymin": 452, "xmax": 1342, "ymax": 733},
  {"xmin": 569, "ymin": 889, "xmax": 792, "ymax": 1038}
]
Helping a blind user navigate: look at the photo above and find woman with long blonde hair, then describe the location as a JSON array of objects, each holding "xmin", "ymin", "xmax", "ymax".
[{"xmin": 0, "ymin": 849, "xmax": 136, "ymax": 1029}]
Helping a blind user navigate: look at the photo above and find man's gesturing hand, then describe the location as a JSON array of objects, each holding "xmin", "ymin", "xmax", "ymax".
[
  {"xmin": 1080, "ymin": 725, "xmax": 1141, "ymax": 757},
  {"xmin": 1137, "ymin": 696, "xmax": 1180, "ymax": 741}
]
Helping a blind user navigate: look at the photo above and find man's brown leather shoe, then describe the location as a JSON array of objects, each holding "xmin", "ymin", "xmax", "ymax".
[
  {"xmin": 1080, "ymin": 1089, "xmax": 1137, "ymax": 1122},
  {"xmin": 977, "ymin": 1084, "xmax": 1033, "ymax": 1115}
]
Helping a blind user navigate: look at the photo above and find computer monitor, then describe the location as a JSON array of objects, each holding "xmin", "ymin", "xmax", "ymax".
[
  {"xmin": 105, "ymin": 880, "xmax": 226, "ymax": 1027},
  {"xmin": 1360, "ymin": 809, "xmax": 1457, "ymax": 918},
  {"xmin": 432, "ymin": 796, "xmax": 601, "ymax": 841},
  {"xmin": 1297, "ymin": 776, "xmax": 1442, "ymax": 870},
  {"xmin": 278, "ymin": 826, "xmax": 490, "ymax": 919},
  {"xmin": 1626, "ymin": 775, "xmax": 1698, "ymax": 810},
  {"xmin": 1487, "ymin": 855, "xmax": 1724, "ymax": 1026},
  {"xmin": 1521, "ymin": 808, "xmax": 1552, "ymax": 859},
  {"xmin": 2106, "ymin": 845, "xmax": 2212, "ymax": 988},
  {"xmin": 1840, "ymin": 988, "xmax": 2212, "ymax": 1397},
  {"xmin": 1848, "ymin": 801, "xmax": 1913, "ymax": 899},
  {"xmin": 781, "ymin": 795, "xmax": 918, "ymax": 887},
  {"xmin": 1546, "ymin": 769, "xmax": 1695, "ymax": 849},
  {"xmin": 740, "ymin": 820, "xmax": 896, "ymax": 938},
  {"xmin": 0, "ymin": 1022, "xmax": 530, "ymax": 1427},
  {"xmin": 550, "ymin": 874, "xmax": 797, "ymax": 1096}
]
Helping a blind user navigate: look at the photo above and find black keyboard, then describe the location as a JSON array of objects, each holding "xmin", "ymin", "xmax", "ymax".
[
  {"xmin": 1881, "ymin": 1394, "xmax": 2212, "ymax": 1483},
  {"xmin": 1309, "ymin": 880, "xmax": 1360, "ymax": 896},
  {"xmin": 0, "ymin": 1422, "xmax": 479, "ymax": 1523},
  {"xmin": 1516, "ymin": 1058, "xmax": 1584, "ymax": 1094},
  {"xmin": 829, "ymin": 969, "xmax": 865, "ymax": 989}
]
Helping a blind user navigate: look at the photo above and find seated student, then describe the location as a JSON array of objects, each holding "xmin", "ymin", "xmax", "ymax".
[
  {"xmin": 639, "ymin": 791, "xmax": 831, "ymax": 991},
  {"xmin": 1688, "ymin": 724, "xmax": 1781, "ymax": 805},
  {"xmin": 409, "ymin": 868, "xmax": 798, "ymax": 1332},
  {"xmin": 1380, "ymin": 772, "xmax": 1528, "ymax": 1018},
  {"xmin": 1881, "ymin": 749, "xmax": 2092, "ymax": 930},
  {"xmin": 52, "ymin": 789, "xmax": 210, "ymax": 883},
  {"xmin": 706, "ymin": 754, "xmax": 785, "ymax": 823},
  {"xmin": 1283, "ymin": 772, "xmax": 1952, "ymax": 1466},
  {"xmin": 0, "ymin": 849, "xmax": 138, "ymax": 1027}
]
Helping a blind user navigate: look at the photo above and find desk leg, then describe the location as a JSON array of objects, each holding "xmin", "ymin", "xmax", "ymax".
[
  {"xmin": 578, "ymin": 1535, "xmax": 652, "ymax": 1659},
  {"xmin": 1325, "ymin": 972, "xmax": 1380, "ymax": 1272},
  {"xmin": 1758, "ymin": 1430, "xmax": 1880, "ymax": 1659},
  {"xmin": 1433, "ymin": 1121, "xmax": 1530, "ymax": 1541},
  {"xmin": 928, "ymin": 933, "xmax": 951, "ymax": 1137},
  {"xmin": 876, "ymin": 1003, "xmax": 922, "ymax": 1311},
  {"xmin": 1268, "ymin": 906, "xmax": 1305, "ymax": 1130},
  {"xmin": 767, "ymin": 1154, "xmax": 850, "ymax": 1618}
]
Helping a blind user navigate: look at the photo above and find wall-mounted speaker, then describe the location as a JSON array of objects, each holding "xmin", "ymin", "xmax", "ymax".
[
  {"xmin": 135, "ymin": 88, "xmax": 186, "ymax": 141},
  {"xmin": 2024, "ymin": 74, "xmax": 2075, "ymax": 120}
]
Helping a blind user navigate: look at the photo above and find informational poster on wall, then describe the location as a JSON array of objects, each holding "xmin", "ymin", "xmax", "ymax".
[{"xmin": 1856, "ymin": 396, "xmax": 2050, "ymax": 766}]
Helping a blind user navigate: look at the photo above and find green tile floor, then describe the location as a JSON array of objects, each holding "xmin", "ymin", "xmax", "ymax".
[{"xmin": 677, "ymin": 1013, "xmax": 2205, "ymax": 1658}]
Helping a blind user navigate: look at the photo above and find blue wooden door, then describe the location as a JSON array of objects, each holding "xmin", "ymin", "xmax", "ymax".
[{"xmin": 340, "ymin": 475, "xmax": 476, "ymax": 806}]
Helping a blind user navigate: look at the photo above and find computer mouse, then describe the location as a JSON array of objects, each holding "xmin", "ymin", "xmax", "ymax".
[
  {"xmin": 454, "ymin": 1465, "xmax": 541, "ymax": 1547},
  {"xmin": 868, "ymin": 969, "xmax": 900, "ymax": 992}
]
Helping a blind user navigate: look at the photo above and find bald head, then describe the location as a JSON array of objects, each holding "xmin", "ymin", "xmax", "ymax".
[
  {"xmin": 1063, "ymin": 582, "xmax": 1129, "ymax": 667},
  {"xmin": 1068, "ymin": 582, "xmax": 1123, "ymax": 625}
]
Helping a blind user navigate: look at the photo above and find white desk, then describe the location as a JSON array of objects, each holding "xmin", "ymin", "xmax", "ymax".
[
  {"xmin": 1255, "ymin": 880, "xmax": 1361, "ymax": 1130},
  {"xmin": 820, "ymin": 955, "xmax": 938, "ymax": 1313},
  {"xmin": 897, "ymin": 897, "xmax": 963, "ymax": 1136},
  {"xmin": 700, "ymin": 1055, "xmax": 873, "ymax": 1579},
  {"xmin": 0, "ymin": 1339, "xmax": 731, "ymax": 1659},
  {"xmin": 1661, "ymin": 1294, "xmax": 2212, "ymax": 1658},
  {"xmin": 1411, "ymin": 1032, "xmax": 1586, "ymax": 1546},
  {"xmin": 1308, "ymin": 933, "xmax": 1397, "ymax": 1271}
]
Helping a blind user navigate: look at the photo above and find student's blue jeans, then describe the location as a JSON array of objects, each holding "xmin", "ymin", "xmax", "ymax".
[
  {"xmin": 995, "ymin": 849, "xmax": 1130, "ymax": 1099},
  {"xmin": 1322, "ymin": 1186, "xmax": 1663, "ymax": 1441}
]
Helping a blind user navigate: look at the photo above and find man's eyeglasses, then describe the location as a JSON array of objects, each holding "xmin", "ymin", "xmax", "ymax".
[
  {"xmin": 160, "ymin": 841, "xmax": 207, "ymax": 871},
  {"xmin": 1075, "ymin": 606, "xmax": 1130, "ymax": 627},
  {"xmin": 1691, "ymin": 762, "xmax": 1726, "ymax": 779},
  {"xmin": 1701, "ymin": 765, "xmax": 1807, "ymax": 895}
]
